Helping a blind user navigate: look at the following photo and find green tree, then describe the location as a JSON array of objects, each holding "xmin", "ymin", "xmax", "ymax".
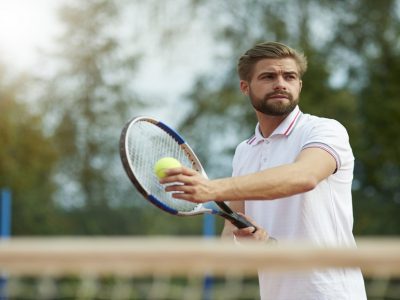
[
  {"xmin": 331, "ymin": 0, "xmax": 400, "ymax": 234},
  {"xmin": 0, "ymin": 64, "xmax": 60, "ymax": 234},
  {"xmin": 39, "ymin": 0, "xmax": 144, "ymax": 234}
]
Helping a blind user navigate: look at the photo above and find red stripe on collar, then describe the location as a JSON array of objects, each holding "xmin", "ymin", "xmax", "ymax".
[
  {"xmin": 247, "ymin": 135, "xmax": 257, "ymax": 145},
  {"xmin": 283, "ymin": 109, "xmax": 301, "ymax": 136}
]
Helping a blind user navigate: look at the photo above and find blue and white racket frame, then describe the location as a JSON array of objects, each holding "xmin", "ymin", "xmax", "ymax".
[{"xmin": 119, "ymin": 116, "xmax": 255, "ymax": 230}]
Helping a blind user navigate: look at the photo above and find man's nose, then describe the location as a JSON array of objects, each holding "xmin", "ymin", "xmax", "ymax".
[{"xmin": 273, "ymin": 76, "xmax": 287, "ymax": 90}]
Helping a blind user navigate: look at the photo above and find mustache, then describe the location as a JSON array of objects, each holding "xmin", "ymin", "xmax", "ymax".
[{"xmin": 265, "ymin": 91, "xmax": 292, "ymax": 99}]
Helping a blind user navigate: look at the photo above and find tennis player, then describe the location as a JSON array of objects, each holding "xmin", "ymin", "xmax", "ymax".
[{"xmin": 162, "ymin": 41, "xmax": 367, "ymax": 299}]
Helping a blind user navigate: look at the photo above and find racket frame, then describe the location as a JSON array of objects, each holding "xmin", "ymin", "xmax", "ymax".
[{"xmin": 120, "ymin": 116, "xmax": 255, "ymax": 229}]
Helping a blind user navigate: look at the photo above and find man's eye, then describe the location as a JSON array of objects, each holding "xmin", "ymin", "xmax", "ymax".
[
  {"xmin": 263, "ymin": 74, "xmax": 275, "ymax": 80},
  {"xmin": 285, "ymin": 74, "xmax": 298, "ymax": 80}
]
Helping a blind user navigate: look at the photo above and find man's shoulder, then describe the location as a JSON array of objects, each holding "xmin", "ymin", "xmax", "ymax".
[
  {"xmin": 234, "ymin": 135, "xmax": 256, "ymax": 154},
  {"xmin": 235, "ymin": 136, "xmax": 250, "ymax": 148},
  {"xmin": 298, "ymin": 113, "xmax": 347, "ymax": 133}
]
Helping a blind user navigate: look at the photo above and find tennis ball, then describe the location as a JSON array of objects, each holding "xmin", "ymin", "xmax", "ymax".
[{"xmin": 154, "ymin": 157, "xmax": 182, "ymax": 179}]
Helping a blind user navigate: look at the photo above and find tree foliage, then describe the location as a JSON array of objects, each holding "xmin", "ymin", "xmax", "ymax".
[
  {"xmin": 41, "ymin": 0, "xmax": 140, "ymax": 209},
  {"xmin": 330, "ymin": 0, "xmax": 400, "ymax": 234},
  {"xmin": 335, "ymin": 0, "xmax": 400, "ymax": 197},
  {"xmin": 0, "ymin": 65, "xmax": 60, "ymax": 234},
  {"xmin": 28, "ymin": 0, "xmax": 151, "ymax": 235}
]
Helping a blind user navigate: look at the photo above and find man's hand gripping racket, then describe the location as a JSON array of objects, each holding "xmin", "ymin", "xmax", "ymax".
[{"xmin": 119, "ymin": 116, "xmax": 256, "ymax": 231}]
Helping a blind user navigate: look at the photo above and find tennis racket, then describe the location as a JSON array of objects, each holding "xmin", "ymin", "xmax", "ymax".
[{"xmin": 119, "ymin": 116, "xmax": 256, "ymax": 230}]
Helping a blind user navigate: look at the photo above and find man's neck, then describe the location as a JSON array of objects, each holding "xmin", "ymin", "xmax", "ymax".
[{"xmin": 256, "ymin": 111, "xmax": 288, "ymax": 138}]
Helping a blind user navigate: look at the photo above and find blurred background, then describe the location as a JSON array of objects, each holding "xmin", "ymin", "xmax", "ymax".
[{"xmin": 1, "ymin": 0, "xmax": 399, "ymax": 237}]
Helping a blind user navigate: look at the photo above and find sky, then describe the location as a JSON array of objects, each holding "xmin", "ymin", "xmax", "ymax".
[
  {"xmin": 0, "ymin": 0, "xmax": 215, "ymax": 125},
  {"xmin": 0, "ymin": 0, "xmax": 61, "ymax": 70}
]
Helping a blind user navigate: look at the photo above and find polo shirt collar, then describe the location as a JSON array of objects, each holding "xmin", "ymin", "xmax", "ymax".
[{"xmin": 247, "ymin": 105, "xmax": 302, "ymax": 146}]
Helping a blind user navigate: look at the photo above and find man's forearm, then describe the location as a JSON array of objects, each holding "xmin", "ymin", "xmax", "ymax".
[{"xmin": 212, "ymin": 163, "xmax": 317, "ymax": 202}]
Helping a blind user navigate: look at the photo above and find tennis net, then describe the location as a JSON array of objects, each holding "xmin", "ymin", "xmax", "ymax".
[{"xmin": 0, "ymin": 237, "xmax": 399, "ymax": 299}]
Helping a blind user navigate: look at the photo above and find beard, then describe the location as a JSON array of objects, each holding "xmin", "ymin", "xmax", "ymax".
[{"xmin": 249, "ymin": 89, "xmax": 299, "ymax": 116}]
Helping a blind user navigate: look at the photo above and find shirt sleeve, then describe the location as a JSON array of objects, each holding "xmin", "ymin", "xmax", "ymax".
[{"xmin": 301, "ymin": 118, "xmax": 354, "ymax": 173}]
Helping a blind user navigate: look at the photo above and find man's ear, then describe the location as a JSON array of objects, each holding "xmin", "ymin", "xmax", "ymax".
[
  {"xmin": 240, "ymin": 80, "xmax": 249, "ymax": 96},
  {"xmin": 299, "ymin": 80, "xmax": 303, "ymax": 92}
]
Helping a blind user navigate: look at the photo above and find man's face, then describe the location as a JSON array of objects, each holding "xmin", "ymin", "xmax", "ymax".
[{"xmin": 240, "ymin": 58, "xmax": 302, "ymax": 116}]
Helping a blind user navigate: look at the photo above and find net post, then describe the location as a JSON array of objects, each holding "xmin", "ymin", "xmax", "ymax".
[
  {"xmin": 203, "ymin": 214, "xmax": 215, "ymax": 237},
  {"xmin": 0, "ymin": 188, "xmax": 11, "ymax": 239},
  {"xmin": 203, "ymin": 214, "xmax": 215, "ymax": 300},
  {"xmin": 0, "ymin": 188, "xmax": 11, "ymax": 300}
]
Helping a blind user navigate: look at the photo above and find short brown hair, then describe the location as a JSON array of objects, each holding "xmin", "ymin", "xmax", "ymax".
[{"xmin": 237, "ymin": 41, "xmax": 308, "ymax": 81}]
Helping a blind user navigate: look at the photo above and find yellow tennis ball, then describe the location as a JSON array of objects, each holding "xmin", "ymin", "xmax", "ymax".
[{"xmin": 154, "ymin": 157, "xmax": 182, "ymax": 179}]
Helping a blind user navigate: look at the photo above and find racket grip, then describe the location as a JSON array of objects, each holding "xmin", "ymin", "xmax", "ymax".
[
  {"xmin": 215, "ymin": 201, "xmax": 256, "ymax": 232},
  {"xmin": 229, "ymin": 213, "xmax": 257, "ymax": 232}
]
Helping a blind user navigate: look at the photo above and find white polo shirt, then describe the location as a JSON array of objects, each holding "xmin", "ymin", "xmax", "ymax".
[{"xmin": 232, "ymin": 106, "xmax": 366, "ymax": 300}]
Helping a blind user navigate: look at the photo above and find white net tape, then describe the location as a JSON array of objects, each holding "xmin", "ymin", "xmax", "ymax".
[{"xmin": 0, "ymin": 237, "xmax": 399, "ymax": 299}]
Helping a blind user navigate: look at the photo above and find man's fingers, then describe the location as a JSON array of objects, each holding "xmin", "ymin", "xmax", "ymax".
[
  {"xmin": 234, "ymin": 227, "xmax": 257, "ymax": 236},
  {"xmin": 166, "ymin": 166, "xmax": 197, "ymax": 176},
  {"xmin": 237, "ymin": 212, "xmax": 257, "ymax": 224},
  {"xmin": 159, "ymin": 167, "xmax": 198, "ymax": 184}
]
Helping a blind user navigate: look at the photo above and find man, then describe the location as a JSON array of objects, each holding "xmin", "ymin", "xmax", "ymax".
[{"xmin": 160, "ymin": 41, "xmax": 366, "ymax": 299}]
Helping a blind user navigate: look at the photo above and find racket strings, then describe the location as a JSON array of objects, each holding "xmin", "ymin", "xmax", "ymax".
[{"xmin": 126, "ymin": 121, "xmax": 198, "ymax": 212}]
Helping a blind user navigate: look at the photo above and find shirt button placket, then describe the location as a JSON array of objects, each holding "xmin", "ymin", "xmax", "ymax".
[{"xmin": 261, "ymin": 139, "xmax": 270, "ymax": 166}]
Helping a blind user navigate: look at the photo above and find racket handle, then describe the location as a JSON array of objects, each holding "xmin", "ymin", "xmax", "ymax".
[
  {"xmin": 227, "ymin": 213, "xmax": 257, "ymax": 232},
  {"xmin": 215, "ymin": 202, "xmax": 257, "ymax": 232}
]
